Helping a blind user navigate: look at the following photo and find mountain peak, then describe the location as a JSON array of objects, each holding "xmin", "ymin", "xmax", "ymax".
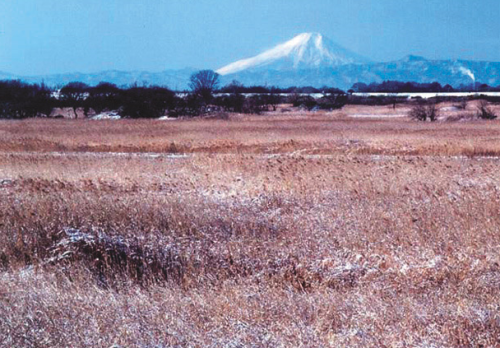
[{"xmin": 216, "ymin": 33, "xmax": 368, "ymax": 75}]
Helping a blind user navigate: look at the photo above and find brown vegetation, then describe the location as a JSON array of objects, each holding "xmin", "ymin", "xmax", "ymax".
[
  {"xmin": 1, "ymin": 109, "xmax": 500, "ymax": 346},
  {"xmin": 1, "ymin": 101, "xmax": 500, "ymax": 157},
  {"xmin": 408, "ymin": 101, "xmax": 438, "ymax": 121},
  {"xmin": 476, "ymin": 100, "xmax": 498, "ymax": 120}
]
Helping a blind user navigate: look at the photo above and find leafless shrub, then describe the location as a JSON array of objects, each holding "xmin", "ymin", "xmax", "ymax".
[
  {"xmin": 477, "ymin": 100, "xmax": 497, "ymax": 120},
  {"xmin": 408, "ymin": 101, "xmax": 438, "ymax": 121}
]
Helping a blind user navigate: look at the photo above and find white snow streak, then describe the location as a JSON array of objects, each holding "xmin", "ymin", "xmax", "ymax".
[{"xmin": 458, "ymin": 67, "xmax": 476, "ymax": 82}]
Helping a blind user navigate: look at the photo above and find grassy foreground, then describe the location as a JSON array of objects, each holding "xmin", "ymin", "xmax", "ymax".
[{"xmin": 1, "ymin": 111, "xmax": 500, "ymax": 347}]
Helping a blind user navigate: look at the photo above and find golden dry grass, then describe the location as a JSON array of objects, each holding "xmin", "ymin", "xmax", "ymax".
[
  {"xmin": 1, "ymin": 101, "xmax": 500, "ymax": 157},
  {"xmin": 1, "ymin": 107, "xmax": 500, "ymax": 347}
]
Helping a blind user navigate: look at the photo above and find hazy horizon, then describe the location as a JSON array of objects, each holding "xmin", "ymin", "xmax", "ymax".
[{"xmin": 1, "ymin": 0, "xmax": 499, "ymax": 76}]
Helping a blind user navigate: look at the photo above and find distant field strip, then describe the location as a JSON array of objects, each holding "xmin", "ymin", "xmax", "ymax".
[{"xmin": 4, "ymin": 150, "xmax": 500, "ymax": 161}]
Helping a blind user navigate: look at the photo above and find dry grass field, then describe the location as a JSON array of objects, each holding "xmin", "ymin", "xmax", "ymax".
[
  {"xmin": 1, "ymin": 101, "xmax": 500, "ymax": 157},
  {"xmin": 1, "ymin": 104, "xmax": 500, "ymax": 347}
]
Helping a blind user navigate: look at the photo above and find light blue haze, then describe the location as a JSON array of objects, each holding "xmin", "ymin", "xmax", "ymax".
[{"xmin": 1, "ymin": 0, "xmax": 499, "ymax": 75}]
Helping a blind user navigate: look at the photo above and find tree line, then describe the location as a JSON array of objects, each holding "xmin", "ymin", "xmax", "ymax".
[
  {"xmin": 350, "ymin": 81, "xmax": 500, "ymax": 93},
  {"xmin": 2, "ymin": 72, "xmax": 499, "ymax": 119},
  {"xmin": 0, "ymin": 77, "xmax": 205, "ymax": 119},
  {"xmin": 0, "ymin": 70, "xmax": 348, "ymax": 119},
  {"xmin": 0, "ymin": 80, "xmax": 180, "ymax": 119}
]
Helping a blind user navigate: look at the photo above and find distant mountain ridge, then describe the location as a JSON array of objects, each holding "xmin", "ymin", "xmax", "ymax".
[
  {"xmin": 219, "ymin": 55, "xmax": 500, "ymax": 90},
  {"xmin": 215, "ymin": 33, "xmax": 500, "ymax": 89},
  {"xmin": 2, "ymin": 33, "xmax": 500, "ymax": 90},
  {"xmin": 1, "ymin": 69, "xmax": 195, "ymax": 90}
]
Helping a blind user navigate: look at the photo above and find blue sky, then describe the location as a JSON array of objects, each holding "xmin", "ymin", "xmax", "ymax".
[{"xmin": 1, "ymin": 0, "xmax": 499, "ymax": 75}]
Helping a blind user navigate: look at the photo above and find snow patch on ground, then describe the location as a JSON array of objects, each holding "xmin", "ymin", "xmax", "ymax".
[
  {"xmin": 158, "ymin": 116, "xmax": 178, "ymax": 120},
  {"xmin": 91, "ymin": 111, "xmax": 121, "ymax": 120}
]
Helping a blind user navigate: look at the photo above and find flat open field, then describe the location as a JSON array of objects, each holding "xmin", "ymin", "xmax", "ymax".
[
  {"xmin": 2, "ymin": 101, "xmax": 500, "ymax": 157},
  {"xmin": 1, "ymin": 109, "xmax": 500, "ymax": 347}
]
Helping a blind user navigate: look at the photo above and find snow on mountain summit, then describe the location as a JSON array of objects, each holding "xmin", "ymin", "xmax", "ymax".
[{"xmin": 216, "ymin": 32, "xmax": 368, "ymax": 75}]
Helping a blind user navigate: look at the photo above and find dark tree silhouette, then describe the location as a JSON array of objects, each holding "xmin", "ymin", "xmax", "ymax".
[
  {"xmin": 189, "ymin": 70, "xmax": 220, "ymax": 103},
  {"xmin": 59, "ymin": 82, "xmax": 89, "ymax": 104},
  {"xmin": 86, "ymin": 82, "xmax": 121, "ymax": 113},
  {"xmin": 0, "ymin": 80, "xmax": 53, "ymax": 118},
  {"xmin": 121, "ymin": 86, "xmax": 176, "ymax": 119}
]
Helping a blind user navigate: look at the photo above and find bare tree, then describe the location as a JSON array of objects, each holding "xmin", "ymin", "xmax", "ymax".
[
  {"xmin": 477, "ymin": 100, "xmax": 497, "ymax": 120},
  {"xmin": 408, "ymin": 100, "xmax": 438, "ymax": 122},
  {"xmin": 189, "ymin": 70, "xmax": 220, "ymax": 103}
]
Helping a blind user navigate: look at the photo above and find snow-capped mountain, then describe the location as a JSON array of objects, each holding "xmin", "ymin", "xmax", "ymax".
[
  {"xmin": 219, "ymin": 55, "xmax": 500, "ymax": 89},
  {"xmin": 2, "ymin": 32, "xmax": 500, "ymax": 90},
  {"xmin": 217, "ymin": 32, "xmax": 368, "ymax": 75},
  {"xmin": 216, "ymin": 33, "xmax": 500, "ymax": 89}
]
